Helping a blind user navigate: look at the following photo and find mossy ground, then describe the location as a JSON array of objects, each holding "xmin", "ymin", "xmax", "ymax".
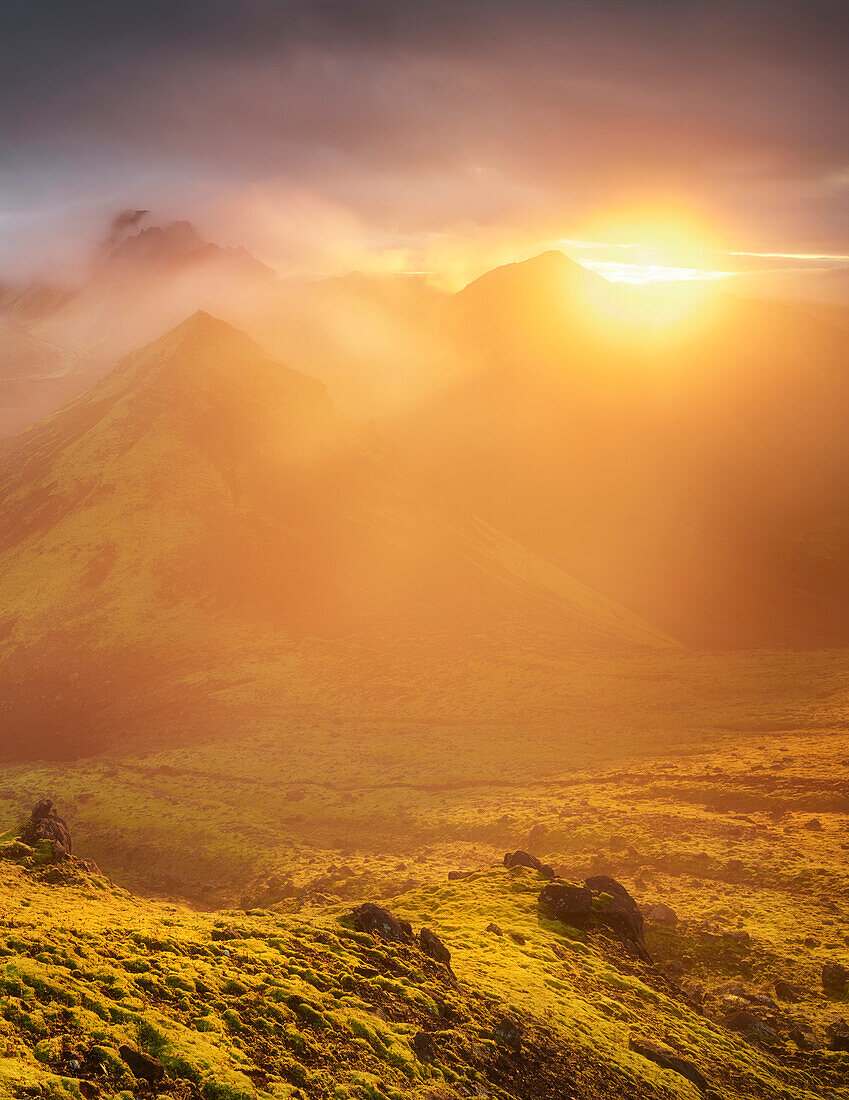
[
  {"xmin": 0, "ymin": 646, "xmax": 845, "ymax": 1097},
  {"xmin": 1, "ymin": 841, "xmax": 843, "ymax": 1100}
]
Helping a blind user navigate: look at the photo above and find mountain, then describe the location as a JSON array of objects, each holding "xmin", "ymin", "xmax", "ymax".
[
  {"xmin": 391, "ymin": 251, "xmax": 849, "ymax": 647},
  {"xmin": 0, "ymin": 223, "xmax": 276, "ymax": 438},
  {"xmin": 31, "ymin": 221, "xmax": 276, "ymax": 356},
  {"xmin": 0, "ymin": 311, "xmax": 671, "ymax": 758}
]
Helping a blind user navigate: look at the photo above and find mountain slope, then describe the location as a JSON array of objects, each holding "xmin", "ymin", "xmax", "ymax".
[
  {"xmin": 0, "ymin": 833, "xmax": 838, "ymax": 1100},
  {"xmin": 0, "ymin": 312, "xmax": 671, "ymax": 758},
  {"xmin": 0, "ymin": 309, "xmax": 669, "ymax": 645},
  {"xmin": 392, "ymin": 252, "xmax": 849, "ymax": 647}
]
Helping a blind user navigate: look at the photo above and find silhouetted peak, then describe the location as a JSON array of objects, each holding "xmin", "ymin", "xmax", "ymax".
[{"xmin": 109, "ymin": 221, "xmax": 205, "ymax": 265}]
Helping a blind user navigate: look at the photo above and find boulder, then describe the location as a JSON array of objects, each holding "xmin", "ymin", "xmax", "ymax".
[
  {"xmin": 724, "ymin": 1009, "xmax": 780, "ymax": 1045},
  {"xmin": 826, "ymin": 1018, "xmax": 849, "ymax": 1052},
  {"xmin": 419, "ymin": 927, "xmax": 453, "ymax": 974},
  {"xmin": 774, "ymin": 979, "xmax": 802, "ymax": 1003},
  {"xmin": 492, "ymin": 1015, "xmax": 522, "ymax": 1050},
  {"xmin": 352, "ymin": 904, "xmax": 414, "ymax": 944},
  {"xmin": 412, "ymin": 1031, "xmax": 439, "ymax": 1062},
  {"xmin": 822, "ymin": 961, "xmax": 848, "ymax": 993},
  {"xmin": 486, "ymin": 923, "xmax": 504, "ymax": 937},
  {"xmin": 645, "ymin": 903, "xmax": 678, "ymax": 927},
  {"xmin": 587, "ymin": 876, "xmax": 651, "ymax": 963},
  {"xmin": 628, "ymin": 1036, "xmax": 708, "ymax": 1092},
  {"xmin": 503, "ymin": 850, "xmax": 555, "ymax": 879},
  {"xmin": 538, "ymin": 882, "xmax": 592, "ymax": 923},
  {"xmin": 789, "ymin": 1023, "xmax": 818, "ymax": 1050},
  {"xmin": 119, "ymin": 1046, "xmax": 165, "ymax": 1084},
  {"xmin": 19, "ymin": 800, "xmax": 71, "ymax": 861},
  {"xmin": 586, "ymin": 874, "xmax": 634, "ymax": 903}
]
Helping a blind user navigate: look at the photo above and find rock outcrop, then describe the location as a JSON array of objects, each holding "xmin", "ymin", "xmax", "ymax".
[
  {"xmin": 19, "ymin": 800, "xmax": 72, "ymax": 861},
  {"xmin": 119, "ymin": 1046, "xmax": 165, "ymax": 1084},
  {"xmin": 538, "ymin": 882, "xmax": 593, "ymax": 923},
  {"xmin": 586, "ymin": 875, "xmax": 650, "ymax": 963},
  {"xmin": 352, "ymin": 903, "xmax": 414, "ymax": 944},
  {"xmin": 503, "ymin": 850, "xmax": 556, "ymax": 879},
  {"xmin": 629, "ymin": 1036, "xmax": 709, "ymax": 1093},
  {"xmin": 419, "ymin": 927, "xmax": 453, "ymax": 975},
  {"xmin": 538, "ymin": 875, "xmax": 651, "ymax": 963}
]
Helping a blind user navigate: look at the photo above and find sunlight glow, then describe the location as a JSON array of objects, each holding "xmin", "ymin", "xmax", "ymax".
[
  {"xmin": 560, "ymin": 204, "xmax": 729, "ymax": 329},
  {"xmin": 580, "ymin": 260, "xmax": 731, "ymax": 285}
]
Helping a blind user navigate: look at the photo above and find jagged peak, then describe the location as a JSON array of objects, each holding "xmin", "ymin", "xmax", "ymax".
[{"xmin": 108, "ymin": 220, "xmax": 205, "ymax": 264}]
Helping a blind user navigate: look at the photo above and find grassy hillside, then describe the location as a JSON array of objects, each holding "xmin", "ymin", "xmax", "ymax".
[
  {"xmin": 0, "ymin": 310, "xmax": 679, "ymax": 761},
  {"xmin": 1, "ymin": 814, "xmax": 845, "ymax": 1100}
]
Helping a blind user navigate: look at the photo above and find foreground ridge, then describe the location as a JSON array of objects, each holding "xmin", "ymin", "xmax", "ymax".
[{"xmin": 0, "ymin": 804, "xmax": 843, "ymax": 1100}]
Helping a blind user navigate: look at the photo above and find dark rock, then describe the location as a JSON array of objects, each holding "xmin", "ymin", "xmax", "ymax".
[
  {"xmin": 486, "ymin": 923, "xmax": 503, "ymax": 937},
  {"xmin": 19, "ymin": 800, "xmax": 72, "ymax": 861},
  {"xmin": 822, "ymin": 961, "xmax": 848, "ymax": 993},
  {"xmin": 803, "ymin": 818, "xmax": 823, "ymax": 831},
  {"xmin": 722, "ymin": 929, "xmax": 751, "ymax": 947},
  {"xmin": 119, "ymin": 1046, "xmax": 165, "ymax": 1084},
  {"xmin": 538, "ymin": 882, "xmax": 593, "ymax": 924},
  {"xmin": 629, "ymin": 1036, "xmax": 708, "ymax": 1092},
  {"xmin": 352, "ymin": 903, "xmax": 413, "ymax": 944},
  {"xmin": 826, "ymin": 1018, "xmax": 849, "ymax": 1052},
  {"xmin": 412, "ymin": 1031, "xmax": 439, "ymax": 1062},
  {"xmin": 774, "ymin": 979, "xmax": 802, "ymax": 1003},
  {"xmin": 682, "ymin": 980, "xmax": 705, "ymax": 1005},
  {"xmin": 492, "ymin": 1015, "xmax": 522, "ymax": 1050},
  {"xmin": 587, "ymin": 876, "xmax": 651, "ymax": 964},
  {"xmin": 447, "ymin": 870, "xmax": 473, "ymax": 881},
  {"xmin": 789, "ymin": 1023, "xmax": 818, "ymax": 1050},
  {"xmin": 508, "ymin": 931, "xmax": 527, "ymax": 945},
  {"xmin": 504, "ymin": 850, "xmax": 555, "ymax": 879},
  {"xmin": 724, "ymin": 1009, "xmax": 780, "ymax": 1045},
  {"xmin": 585, "ymin": 874, "xmax": 634, "ymax": 903},
  {"xmin": 419, "ymin": 927, "xmax": 453, "ymax": 974}
]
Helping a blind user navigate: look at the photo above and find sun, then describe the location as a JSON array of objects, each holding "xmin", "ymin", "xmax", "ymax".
[{"xmin": 560, "ymin": 203, "xmax": 730, "ymax": 333}]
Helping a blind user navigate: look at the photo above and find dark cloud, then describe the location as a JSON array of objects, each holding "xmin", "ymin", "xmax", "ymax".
[{"xmin": 1, "ymin": 1, "xmax": 847, "ymax": 268}]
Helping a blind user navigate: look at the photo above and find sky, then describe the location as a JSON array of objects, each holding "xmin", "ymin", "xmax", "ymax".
[{"xmin": 1, "ymin": 0, "xmax": 848, "ymax": 295}]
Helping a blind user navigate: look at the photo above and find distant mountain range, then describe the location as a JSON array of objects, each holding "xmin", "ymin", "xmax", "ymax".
[{"xmin": 1, "ymin": 226, "xmax": 847, "ymax": 652}]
